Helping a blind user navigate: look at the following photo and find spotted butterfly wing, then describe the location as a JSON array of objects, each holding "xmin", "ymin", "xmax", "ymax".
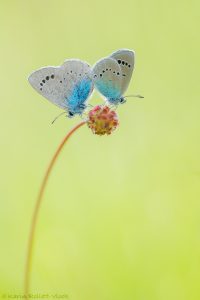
[
  {"xmin": 92, "ymin": 57, "xmax": 123, "ymax": 103},
  {"xmin": 28, "ymin": 59, "xmax": 94, "ymax": 116},
  {"xmin": 110, "ymin": 49, "xmax": 135, "ymax": 95}
]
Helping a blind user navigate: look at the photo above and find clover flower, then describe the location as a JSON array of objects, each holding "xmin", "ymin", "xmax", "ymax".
[{"xmin": 87, "ymin": 105, "xmax": 119, "ymax": 135}]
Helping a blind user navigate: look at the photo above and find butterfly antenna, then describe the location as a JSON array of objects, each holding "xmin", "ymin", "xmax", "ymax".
[
  {"xmin": 125, "ymin": 94, "xmax": 144, "ymax": 99},
  {"xmin": 51, "ymin": 111, "xmax": 67, "ymax": 124}
]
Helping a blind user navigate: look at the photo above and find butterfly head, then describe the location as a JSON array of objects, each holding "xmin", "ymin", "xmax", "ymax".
[
  {"xmin": 119, "ymin": 97, "xmax": 126, "ymax": 104},
  {"xmin": 67, "ymin": 111, "xmax": 75, "ymax": 118}
]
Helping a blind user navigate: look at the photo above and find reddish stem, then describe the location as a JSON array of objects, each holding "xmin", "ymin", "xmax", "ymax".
[{"xmin": 24, "ymin": 121, "xmax": 86, "ymax": 298}]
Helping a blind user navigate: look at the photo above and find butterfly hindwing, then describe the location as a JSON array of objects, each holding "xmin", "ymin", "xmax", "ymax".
[
  {"xmin": 110, "ymin": 49, "xmax": 135, "ymax": 95},
  {"xmin": 92, "ymin": 57, "xmax": 122, "ymax": 101},
  {"xmin": 28, "ymin": 59, "xmax": 94, "ymax": 114}
]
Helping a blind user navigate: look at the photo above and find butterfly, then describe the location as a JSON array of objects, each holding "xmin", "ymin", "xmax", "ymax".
[
  {"xmin": 92, "ymin": 49, "xmax": 143, "ymax": 105},
  {"xmin": 28, "ymin": 59, "xmax": 94, "ymax": 118}
]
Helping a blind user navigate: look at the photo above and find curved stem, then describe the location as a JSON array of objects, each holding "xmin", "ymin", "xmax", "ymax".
[{"xmin": 24, "ymin": 121, "xmax": 86, "ymax": 298}]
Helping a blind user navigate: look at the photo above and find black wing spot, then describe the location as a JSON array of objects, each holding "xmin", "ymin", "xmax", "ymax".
[
  {"xmin": 40, "ymin": 88, "xmax": 42, "ymax": 90},
  {"xmin": 117, "ymin": 72, "xmax": 120, "ymax": 75},
  {"xmin": 60, "ymin": 80, "xmax": 62, "ymax": 83},
  {"xmin": 100, "ymin": 74, "xmax": 102, "ymax": 77},
  {"xmin": 109, "ymin": 68, "xmax": 111, "ymax": 71},
  {"xmin": 40, "ymin": 83, "xmax": 43, "ymax": 86},
  {"xmin": 46, "ymin": 76, "xmax": 49, "ymax": 80},
  {"xmin": 128, "ymin": 64, "xmax": 131, "ymax": 68},
  {"xmin": 51, "ymin": 74, "xmax": 54, "ymax": 79},
  {"xmin": 125, "ymin": 62, "xmax": 128, "ymax": 66},
  {"xmin": 113, "ymin": 71, "xmax": 116, "ymax": 74},
  {"xmin": 118, "ymin": 59, "xmax": 121, "ymax": 64},
  {"xmin": 42, "ymin": 79, "xmax": 45, "ymax": 83},
  {"xmin": 94, "ymin": 74, "xmax": 97, "ymax": 78},
  {"xmin": 122, "ymin": 74, "xmax": 126, "ymax": 77},
  {"xmin": 70, "ymin": 70, "xmax": 73, "ymax": 73},
  {"xmin": 106, "ymin": 68, "xmax": 108, "ymax": 71},
  {"xmin": 103, "ymin": 70, "xmax": 105, "ymax": 73},
  {"xmin": 122, "ymin": 61, "xmax": 125, "ymax": 65},
  {"xmin": 79, "ymin": 74, "xmax": 82, "ymax": 76}
]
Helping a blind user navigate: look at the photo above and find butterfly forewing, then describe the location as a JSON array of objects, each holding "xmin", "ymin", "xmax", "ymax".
[
  {"xmin": 110, "ymin": 49, "xmax": 135, "ymax": 95},
  {"xmin": 92, "ymin": 57, "xmax": 122, "ymax": 100}
]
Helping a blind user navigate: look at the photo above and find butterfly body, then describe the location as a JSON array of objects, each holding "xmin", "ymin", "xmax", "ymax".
[
  {"xmin": 28, "ymin": 59, "xmax": 94, "ymax": 117},
  {"xmin": 92, "ymin": 49, "xmax": 135, "ymax": 105}
]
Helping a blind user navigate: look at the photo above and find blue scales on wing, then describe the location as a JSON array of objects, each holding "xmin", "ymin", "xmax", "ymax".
[
  {"xmin": 67, "ymin": 78, "xmax": 93, "ymax": 114},
  {"xmin": 95, "ymin": 79, "xmax": 121, "ymax": 100}
]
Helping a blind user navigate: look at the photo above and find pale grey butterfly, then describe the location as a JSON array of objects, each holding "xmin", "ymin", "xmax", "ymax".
[
  {"xmin": 92, "ymin": 49, "xmax": 143, "ymax": 105},
  {"xmin": 28, "ymin": 59, "xmax": 94, "ymax": 119}
]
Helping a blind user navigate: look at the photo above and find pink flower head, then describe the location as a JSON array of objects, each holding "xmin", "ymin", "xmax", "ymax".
[{"xmin": 87, "ymin": 105, "xmax": 119, "ymax": 135}]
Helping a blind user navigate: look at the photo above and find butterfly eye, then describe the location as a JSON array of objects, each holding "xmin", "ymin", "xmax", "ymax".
[
  {"xmin": 120, "ymin": 97, "xmax": 126, "ymax": 104},
  {"xmin": 68, "ymin": 111, "xmax": 74, "ymax": 118}
]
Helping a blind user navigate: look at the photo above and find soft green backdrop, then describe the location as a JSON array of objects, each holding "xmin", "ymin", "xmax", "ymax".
[{"xmin": 0, "ymin": 0, "xmax": 199, "ymax": 299}]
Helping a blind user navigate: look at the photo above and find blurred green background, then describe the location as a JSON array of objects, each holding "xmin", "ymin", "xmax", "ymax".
[{"xmin": 0, "ymin": 0, "xmax": 199, "ymax": 299}]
